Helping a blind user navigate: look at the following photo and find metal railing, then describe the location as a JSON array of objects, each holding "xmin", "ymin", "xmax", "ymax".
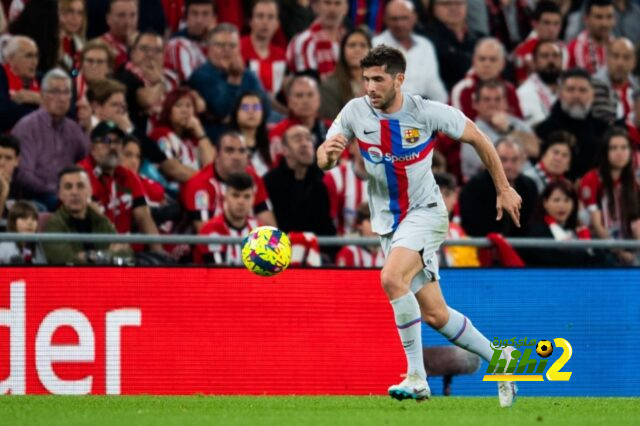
[{"xmin": 1, "ymin": 233, "xmax": 640, "ymax": 250}]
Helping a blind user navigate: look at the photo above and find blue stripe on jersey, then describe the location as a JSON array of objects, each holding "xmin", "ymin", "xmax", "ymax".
[{"xmin": 387, "ymin": 120, "xmax": 403, "ymax": 229}]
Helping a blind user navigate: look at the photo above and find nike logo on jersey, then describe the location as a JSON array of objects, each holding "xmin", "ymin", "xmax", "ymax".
[{"xmin": 364, "ymin": 129, "xmax": 377, "ymax": 135}]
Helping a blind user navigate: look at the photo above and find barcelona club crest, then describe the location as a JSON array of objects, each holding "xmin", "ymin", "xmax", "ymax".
[{"xmin": 404, "ymin": 128, "xmax": 420, "ymax": 144}]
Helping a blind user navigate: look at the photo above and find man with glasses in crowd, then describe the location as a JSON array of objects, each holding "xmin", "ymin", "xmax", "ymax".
[{"xmin": 11, "ymin": 68, "xmax": 89, "ymax": 211}]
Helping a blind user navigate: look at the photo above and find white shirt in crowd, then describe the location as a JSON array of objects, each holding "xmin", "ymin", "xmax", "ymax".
[
  {"xmin": 517, "ymin": 73, "xmax": 557, "ymax": 127},
  {"xmin": 372, "ymin": 30, "xmax": 448, "ymax": 103}
]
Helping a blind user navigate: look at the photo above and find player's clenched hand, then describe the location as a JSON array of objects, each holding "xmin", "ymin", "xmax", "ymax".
[
  {"xmin": 496, "ymin": 186, "xmax": 522, "ymax": 227},
  {"xmin": 318, "ymin": 134, "xmax": 348, "ymax": 169}
]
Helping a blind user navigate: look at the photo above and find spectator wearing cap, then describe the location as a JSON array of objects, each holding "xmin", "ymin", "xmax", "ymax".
[
  {"xmin": 523, "ymin": 131, "xmax": 573, "ymax": 194},
  {"xmin": 592, "ymin": 37, "xmax": 638, "ymax": 123},
  {"xmin": 0, "ymin": 36, "xmax": 40, "ymax": 132},
  {"xmin": 77, "ymin": 121, "xmax": 163, "ymax": 252},
  {"xmin": 536, "ymin": 68, "xmax": 609, "ymax": 181},
  {"xmin": 12, "ymin": 68, "xmax": 90, "ymax": 211},
  {"xmin": 372, "ymin": 0, "xmax": 448, "ymax": 103},
  {"xmin": 43, "ymin": 166, "xmax": 133, "ymax": 265},
  {"xmin": 422, "ymin": 0, "xmax": 483, "ymax": 91},
  {"xmin": 450, "ymin": 37, "xmax": 523, "ymax": 121},
  {"xmin": 189, "ymin": 23, "xmax": 269, "ymax": 141}
]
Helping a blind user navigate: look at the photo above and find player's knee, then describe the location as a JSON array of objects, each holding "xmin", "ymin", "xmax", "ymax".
[
  {"xmin": 423, "ymin": 305, "xmax": 449, "ymax": 329},
  {"xmin": 380, "ymin": 269, "xmax": 408, "ymax": 298}
]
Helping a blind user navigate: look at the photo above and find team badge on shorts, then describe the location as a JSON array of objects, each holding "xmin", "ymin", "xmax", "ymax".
[{"xmin": 404, "ymin": 128, "xmax": 420, "ymax": 144}]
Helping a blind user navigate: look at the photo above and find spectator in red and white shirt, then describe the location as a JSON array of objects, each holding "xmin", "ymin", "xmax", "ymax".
[
  {"xmin": 149, "ymin": 87, "xmax": 215, "ymax": 173},
  {"xmin": 578, "ymin": 129, "xmax": 640, "ymax": 262},
  {"xmin": 180, "ymin": 130, "xmax": 276, "ymax": 232},
  {"xmin": 450, "ymin": 37, "xmax": 523, "ymax": 121},
  {"xmin": 566, "ymin": 0, "xmax": 615, "ymax": 75},
  {"xmin": 593, "ymin": 37, "xmax": 638, "ymax": 122},
  {"xmin": 241, "ymin": 0, "xmax": 287, "ymax": 98},
  {"xmin": 269, "ymin": 75, "xmax": 332, "ymax": 161},
  {"xmin": 335, "ymin": 202, "xmax": 385, "ymax": 268},
  {"xmin": 165, "ymin": 0, "xmax": 216, "ymax": 83},
  {"xmin": 58, "ymin": 0, "xmax": 86, "ymax": 74},
  {"xmin": 114, "ymin": 32, "xmax": 180, "ymax": 132},
  {"xmin": 323, "ymin": 143, "xmax": 368, "ymax": 236},
  {"xmin": 78, "ymin": 121, "xmax": 164, "ymax": 251},
  {"xmin": 517, "ymin": 40, "xmax": 563, "ymax": 127},
  {"xmin": 100, "ymin": 0, "xmax": 139, "ymax": 70},
  {"xmin": 193, "ymin": 172, "xmax": 259, "ymax": 265},
  {"xmin": 511, "ymin": 0, "xmax": 564, "ymax": 85},
  {"xmin": 286, "ymin": 0, "xmax": 348, "ymax": 79}
]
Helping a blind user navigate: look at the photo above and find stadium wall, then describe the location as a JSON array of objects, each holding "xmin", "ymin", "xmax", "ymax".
[{"xmin": 1, "ymin": 268, "xmax": 638, "ymax": 396}]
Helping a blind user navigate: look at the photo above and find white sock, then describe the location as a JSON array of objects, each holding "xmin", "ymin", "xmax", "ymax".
[
  {"xmin": 390, "ymin": 292, "xmax": 426, "ymax": 379},
  {"xmin": 437, "ymin": 307, "xmax": 494, "ymax": 362}
]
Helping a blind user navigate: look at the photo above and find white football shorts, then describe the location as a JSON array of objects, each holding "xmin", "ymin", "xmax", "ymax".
[{"xmin": 379, "ymin": 204, "xmax": 449, "ymax": 293}]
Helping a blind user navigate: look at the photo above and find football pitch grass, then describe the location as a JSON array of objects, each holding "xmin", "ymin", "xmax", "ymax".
[{"xmin": 1, "ymin": 396, "xmax": 638, "ymax": 426}]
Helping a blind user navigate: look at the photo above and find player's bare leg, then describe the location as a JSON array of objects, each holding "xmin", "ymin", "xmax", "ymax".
[
  {"xmin": 415, "ymin": 281, "xmax": 517, "ymax": 407},
  {"xmin": 381, "ymin": 247, "xmax": 431, "ymax": 402}
]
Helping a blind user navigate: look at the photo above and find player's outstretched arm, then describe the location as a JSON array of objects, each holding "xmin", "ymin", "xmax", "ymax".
[
  {"xmin": 317, "ymin": 134, "xmax": 348, "ymax": 170},
  {"xmin": 459, "ymin": 119, "xmax": 523, "ymax": 227}
]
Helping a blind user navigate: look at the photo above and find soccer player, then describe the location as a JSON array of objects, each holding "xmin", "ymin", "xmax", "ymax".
[{"xmin": 317, "ymin": 46, "xmax": 522, "ymax": 406}]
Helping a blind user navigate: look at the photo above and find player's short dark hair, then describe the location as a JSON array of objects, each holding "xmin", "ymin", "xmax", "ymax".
[
  {"xmin": 560, "ymin": 68, "xmax": 592, "ymax": 85},
  {"xmin": 533, "ymin": 0, "xmax": 561, "ymax": 20},
  {"xmin": 226, "ymin": 172, "xmax": 254, "ymax": 192},
  {"xmin": 533, "ymin": 39, "xmax": 560, "ymax": 59},
  {"xmin": 58, "ymin": 165, "xmax": 88, "ymax": 182},
  {"xmin": 185, "ymin": 0, "xmax": 215, "ymax": 14},
  {"xmin": 586, "ymin": 0, "xmax": 614, "ymax": 15},
  {"xmin": 474, "ymin": 79, "xmax": 506, "ymax": 100},
  {"xmin": 7, "ymin": 201, "xmax": 38, "ymax": 232},
  {"xmin": 360, "ymin": 45, "xmax": 406, "ymax": 75},
  {"xmin": 434, "ymin": 172, "xmax": 457, "ymax": 191},
  {"xmin": 0, "ymin": 134, "xmax": 20, "ymax": 156},
  {"xmin": 540, "ymin": 131, "xmax": 575, "ymax": 157}
]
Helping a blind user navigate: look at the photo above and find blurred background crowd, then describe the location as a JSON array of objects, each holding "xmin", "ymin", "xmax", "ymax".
[{"xmin": 0, "ymin": 0, "xmax": 638, "ymax": 267}]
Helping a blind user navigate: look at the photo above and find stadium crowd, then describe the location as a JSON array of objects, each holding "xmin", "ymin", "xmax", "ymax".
[{"xmin": 0, "ymin": 0, "xmax": 639, "ymax": 267}]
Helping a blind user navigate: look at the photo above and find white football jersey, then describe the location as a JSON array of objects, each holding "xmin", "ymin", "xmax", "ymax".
[{"xmin": 327, "ymin": 93, "xmax": 467, "ymax": 234}]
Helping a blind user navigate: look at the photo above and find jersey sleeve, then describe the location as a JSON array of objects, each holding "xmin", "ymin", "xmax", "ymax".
[
  {"xmin": 578, "ymin": 171, "xmax": 600, "ymax": 211},
  {"xmin": 326, "ymin": 99, "xmax": 356, "ymax": 141},
  {"xmin": 420, "ymin": 98, "xmax": 467, "ymax": 140}
]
